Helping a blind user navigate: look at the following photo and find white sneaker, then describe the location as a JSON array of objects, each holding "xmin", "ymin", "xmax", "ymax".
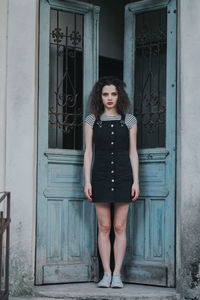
[
  {"xmin": 111, "ymin": 273, "xmax": 124, "ymax": 288},
  {"xmin": 97, "ymin": 272, "xmax": 112, "ymax": 288}
]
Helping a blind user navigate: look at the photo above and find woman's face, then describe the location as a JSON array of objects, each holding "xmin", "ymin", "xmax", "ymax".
[{"xmin": 101, "ymin": 84, "xmax": 119, "ymax": 110}]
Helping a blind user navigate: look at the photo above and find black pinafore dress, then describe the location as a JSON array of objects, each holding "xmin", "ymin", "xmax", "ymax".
[{"xmin": 91, "ymin": 114, "xmax": 133, "ymax": 203}]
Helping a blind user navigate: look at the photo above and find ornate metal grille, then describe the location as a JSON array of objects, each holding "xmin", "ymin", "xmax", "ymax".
[
  {"xmin": 134, "ymin": 8, "xmax": 167, "ymax": 149},
  {"xmin": 49, "ymin": 9, "xmax": 84, "ymax": 149}
]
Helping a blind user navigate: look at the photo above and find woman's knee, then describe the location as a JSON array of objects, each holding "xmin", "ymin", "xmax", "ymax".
[
  {"xmin": 98, "ymin": 221, "xmax": 111, "ymax": 235},
  {"xmin": 113, "ymin": 222, "xmax": 126, "ymax": 235}
]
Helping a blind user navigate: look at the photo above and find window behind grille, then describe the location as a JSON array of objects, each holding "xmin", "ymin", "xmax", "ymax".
[
  {"xmin": 48, "ymin": 9, "xmax": 84, "ymax": 150},
  {"xmin": 134, "ymin": 8, "xmax": 167, "ymax": 149}
]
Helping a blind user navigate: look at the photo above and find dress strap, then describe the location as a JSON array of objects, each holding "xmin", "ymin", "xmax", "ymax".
[
  {"xmin": 120, "ymin": 113, "xmax": 126, "ymax": 126},
  {"xmin": 96, "ymin": 114, "xmax": 102, "ymax": 128}
]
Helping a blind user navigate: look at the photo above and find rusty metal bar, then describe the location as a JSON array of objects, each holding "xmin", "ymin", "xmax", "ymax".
[{"xmin": 0, "ymin": 192, "xmax": 11, "ymax": 300}]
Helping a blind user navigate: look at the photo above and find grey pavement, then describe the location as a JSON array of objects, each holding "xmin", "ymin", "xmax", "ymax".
[{"xmin": 9, "ymin": 282, "xmax": 181, "ymax": 300}]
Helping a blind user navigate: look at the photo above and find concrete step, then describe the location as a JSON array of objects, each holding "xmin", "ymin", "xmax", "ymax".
[
  {"xmin": 10, "ymin": 298, "xmax": 56, "ymax": 300},
  {"xmin": 17, "ymin": 282, "xmax": 182, "ymax": 300}
]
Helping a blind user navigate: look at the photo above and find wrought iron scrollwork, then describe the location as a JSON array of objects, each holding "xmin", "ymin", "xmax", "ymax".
[
  {"xmin": 49, "ymin": 92, "xmax": 83, "ymax": 134},
  {"xmin": 51, "ymin": 27, "xmax": 64, "ymax": 43},
  {"xmin": 134, "ymin": 8, "xmax": 167, "ymax": 147},
  {"xmin": 49, "ymin": 9, "xmax": 84, "ymax": 149},
  {"xmin": 70, "ymin": 30, "xmax": 81, "ymax": 46},
  {"xmin": 49, "ymin": 110, "xmax": 82, "ymax": 134}
]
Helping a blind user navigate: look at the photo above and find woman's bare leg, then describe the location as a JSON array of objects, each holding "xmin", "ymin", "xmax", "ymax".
[
  {"xmin": 95, "ymin": 203, "xmax": 111, "ymax": 274},
  {"xmin": 113, "ymin": 203, "xmax": 130, "ymax": 274}
]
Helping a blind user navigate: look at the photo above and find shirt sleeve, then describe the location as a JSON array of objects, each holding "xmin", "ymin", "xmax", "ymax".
[
  {"xmin": 125, "ymin": 113, "xmax": 137, "ymax": 129},
  {"xmin": 85, "ymin": 114, "xmax": 96, "ymax": 128}
]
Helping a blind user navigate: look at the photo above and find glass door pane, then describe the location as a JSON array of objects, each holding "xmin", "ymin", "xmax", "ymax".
[
  {"xmin": 134, "ymin": 8, "xmax": 167, "ymax": 149},
  {"xmin": 49, "ymin": 9, "xmax": 84, "ymax": 150}
]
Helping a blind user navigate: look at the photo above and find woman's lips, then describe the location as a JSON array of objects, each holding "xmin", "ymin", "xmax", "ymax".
[{"xmin": 107, "ymin": 102, "xmax": 113, "ymax": 105}]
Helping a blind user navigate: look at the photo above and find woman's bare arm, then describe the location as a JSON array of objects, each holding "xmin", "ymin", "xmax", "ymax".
[
  {"xmin": 129, "ymin": 123, "xmax": 140, "ymax": 201},
  {"xmin": 83, "ymin": 122, "xmax": 93, "ymax": 201}
]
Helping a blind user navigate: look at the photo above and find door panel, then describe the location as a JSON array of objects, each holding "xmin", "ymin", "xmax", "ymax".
[
  {"xmin": 36, "ymin": 0, "xmax": 100, "ymax": 284},
  {"xmin": 123, "ymin": 0, "xmax": 176, "ymax": 287}
]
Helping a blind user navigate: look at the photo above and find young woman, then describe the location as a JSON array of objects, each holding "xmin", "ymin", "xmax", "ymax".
[{"xmin": 84, "ymin": 76, "xmax": 139, "ymax": 288}]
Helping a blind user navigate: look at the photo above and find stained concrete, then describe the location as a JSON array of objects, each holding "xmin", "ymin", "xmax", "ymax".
[
  {"xmin": 10, "ymin": 298, "xmax": 53, "ymax": 300},
  {"xmin": 10, "ymin": 282, "xmax": 181, "ymax": 300}
]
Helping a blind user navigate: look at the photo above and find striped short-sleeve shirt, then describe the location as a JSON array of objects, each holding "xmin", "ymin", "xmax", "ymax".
[{"xmin": 85, "ymin": 113, "xmax": 137, "ymax": 129}]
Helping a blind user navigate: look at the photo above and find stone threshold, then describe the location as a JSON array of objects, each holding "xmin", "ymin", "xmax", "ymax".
[{"xmin": 9, "ymin": 282, "xmax": 181, "ymax": 300}]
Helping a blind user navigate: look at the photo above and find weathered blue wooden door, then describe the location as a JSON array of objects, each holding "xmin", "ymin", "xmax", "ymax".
[
  {"xmin": 36, "ymin": 0, "xmax": 100, "ymax": 284},
  {"xmin": 123, "ymin": 0, "xmax": 177, "ymax": 287}
]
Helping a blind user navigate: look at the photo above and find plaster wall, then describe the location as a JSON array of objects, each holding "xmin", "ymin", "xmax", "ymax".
[
  {"xmin": 176, "ymin": 0, "xmax": 200, "ymax": 298},
  {"xmin": 5, "ymin": 0, "xmax": 38, "ymax": 295},
  {"xmin": 0, "ymin": 0, "xmax": 8, "ymax": 193}
]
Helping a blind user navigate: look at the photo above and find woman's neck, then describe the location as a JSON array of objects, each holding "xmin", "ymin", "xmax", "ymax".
[
  {"xmin": 102, "ymin": 113, "xmax": 119, "ymax": 117},
  {"xmin": 103, "ymin": 108, "xmax": 119, "ymax": 116},
  {"xmin": 102, "ymin": 111, "xmax": 119, "ymax": 117}
]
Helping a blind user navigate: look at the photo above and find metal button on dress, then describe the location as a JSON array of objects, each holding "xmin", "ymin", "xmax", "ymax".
[
  {"xmin": 111, "ymin": 170, "xmax": 114, "ymax": 173},
  {"xmin": 110, "ymin": 152, "xmax": 114, "ymax": 155},
  {"xmin": 111, "ymin": 161, "xmax": 114, "ymax": 164},
  {"xmin": 111, "ymin": 131, "xmax": 114, "ymax": 135},
  {"xmin": 111, "ymin": 179, "xmax": 114, "ymax": 182},
  {"xmin": 111, "ymin": 124, "xmax": 114, "ymax": 127},
  {"xmin": 111, "ymin": 188, "xmax": 114, "ymax": 191},
  {"xmin": 111, "ymin": 141, "xmax": 114, "ymax": 145}
]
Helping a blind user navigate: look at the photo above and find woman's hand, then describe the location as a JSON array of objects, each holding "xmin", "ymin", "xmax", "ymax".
[
  {"xmin": 84, "ymin": 182, "xmax": 93, "ymax": 202},
  {"xmin": 131, "ymin": 181, "xmax": 140, "ymax": 202}
]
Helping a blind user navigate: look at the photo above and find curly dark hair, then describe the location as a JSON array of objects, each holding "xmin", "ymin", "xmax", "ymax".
[{"xmin": 88, "ymin": 76, "xmax": 131, "ymax": 117}]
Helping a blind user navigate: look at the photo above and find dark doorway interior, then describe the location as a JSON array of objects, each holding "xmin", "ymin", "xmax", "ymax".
[{"xmin": 99, "ymin": 56, "xmax": 123, "ymax": 79}]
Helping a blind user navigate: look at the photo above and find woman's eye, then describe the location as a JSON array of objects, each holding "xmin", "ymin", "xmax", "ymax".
[{"xmin": 102, "ymin": 93, "xmax": 117, "ymax": 96}]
